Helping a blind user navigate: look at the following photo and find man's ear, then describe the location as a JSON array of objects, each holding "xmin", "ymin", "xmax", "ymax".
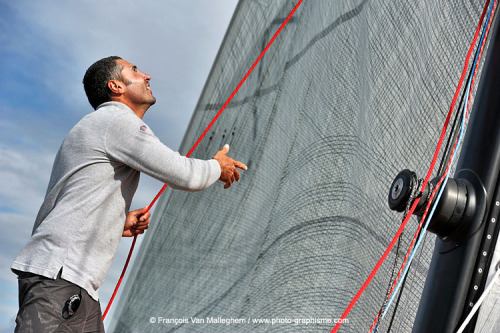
[{"xmin": 108, "ymin": 80, "xmax": 123, "ymax": 95}]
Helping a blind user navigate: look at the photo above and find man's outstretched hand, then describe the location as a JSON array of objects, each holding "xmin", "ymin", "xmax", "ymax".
[
  {"xmin": 213, "ymin": 144, "xmax": 248, "ymax": 189},
  {"xmin": 123, "ymin": 207, "xmax": 151, "ymax": 237}
]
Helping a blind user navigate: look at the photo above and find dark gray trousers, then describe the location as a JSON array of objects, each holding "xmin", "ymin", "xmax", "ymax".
[{"xmin": 15, "ymin": 271, "xmax": 104, "ymax": 333}]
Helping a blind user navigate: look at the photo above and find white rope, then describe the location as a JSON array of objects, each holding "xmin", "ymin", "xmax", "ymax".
[{"xmin": 455, "ymin": 263, "xmax": 500, "ymax": 333}]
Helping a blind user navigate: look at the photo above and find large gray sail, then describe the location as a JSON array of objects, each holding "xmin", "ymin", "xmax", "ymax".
[{"xmin": 109, "ymin": 1, "xmax": 493, "ymax": 332}]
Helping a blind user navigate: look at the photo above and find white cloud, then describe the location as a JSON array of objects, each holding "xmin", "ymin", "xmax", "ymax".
[
  {"xmin": 1, "ymin": 0, "xmax": 237, "ymax": 329},
  {"xmin": 5, "ymin": 1, "xmax": 238, "ymax": 146},
  {"xmin": 0, "ymin": 148, "xmax": 53, "ymax": 214}
]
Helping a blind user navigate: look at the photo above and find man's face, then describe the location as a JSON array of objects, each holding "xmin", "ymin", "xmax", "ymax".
[{"xmin": 115, "ymin": 59, "xmax": 156, "ymax": 108}]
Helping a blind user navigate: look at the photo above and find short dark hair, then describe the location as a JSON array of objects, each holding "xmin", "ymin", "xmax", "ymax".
[{"xmin": 83, "ymin": 56, "xmax": 123, "ymax": 110}]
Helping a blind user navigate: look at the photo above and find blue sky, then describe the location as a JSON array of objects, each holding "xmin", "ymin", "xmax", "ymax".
[{"xmin": 0, "ymin": 1, "xmax": 237, "ymax": 331}]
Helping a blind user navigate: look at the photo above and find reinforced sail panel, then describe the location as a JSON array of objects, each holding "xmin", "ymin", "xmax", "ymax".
[{"xmin": 110, "ymin": 1, "xmax": 495, "ymax": 332}]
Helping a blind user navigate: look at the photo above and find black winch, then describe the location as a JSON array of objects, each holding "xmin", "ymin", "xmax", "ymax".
[{"xmin": 388, "ymin": 169, "xmax": 477, "ymax": 239}]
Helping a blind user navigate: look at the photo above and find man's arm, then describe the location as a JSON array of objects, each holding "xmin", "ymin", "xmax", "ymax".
[
  {"xmin": 121, "ymin": 144, "xmax": 246, "ymax": 237},
  {"xmin": 106, "ymin": 112, "xmax": 246, "ymax": 192}
]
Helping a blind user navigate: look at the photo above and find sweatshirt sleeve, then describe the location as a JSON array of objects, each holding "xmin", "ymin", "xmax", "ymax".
[{"xmin": 104, "ymin": 112, "xmax": 221, "ymax": 191}]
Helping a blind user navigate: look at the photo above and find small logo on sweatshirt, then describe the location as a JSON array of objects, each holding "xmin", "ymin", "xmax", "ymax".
[{"xmin": 140, "ymin": 125, "xmax": 147, "ymax": 132}]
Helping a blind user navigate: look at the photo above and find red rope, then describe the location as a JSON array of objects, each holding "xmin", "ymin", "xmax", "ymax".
[
  {"xmin": 331, "ymin": 1, "xmax": 493, "ymax": 331},
  {"xmin": 102, "ymin": 0, "xmax": 303, "ymax": 321},
  {"xmin": 368, "ymin": 2, "xmax": 497, "ymax": 330},
  {"xmin": 102, "ymin": 235, "xmax": 138, "ymax": 319}
]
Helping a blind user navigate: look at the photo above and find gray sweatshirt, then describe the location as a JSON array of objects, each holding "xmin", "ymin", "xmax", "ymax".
[{"xmin": 11, "ymin": 102, "xmax": 221, "ymax": 300}]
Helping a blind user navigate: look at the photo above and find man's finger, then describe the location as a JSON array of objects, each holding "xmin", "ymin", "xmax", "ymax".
[
  {"xmin": 234, "ymin": 169, "xmax": 240, "ymax": 182},
  {"xmin": 219, "ymin": 144, "xmax": 230, "ymax": 155},
  {"xmin": 234, "ymin": 161, "xmax": 247, "ymax": 170},
  {"xmin": 135, "ymin": 224, "xmax": 149, "ymax": 231}
]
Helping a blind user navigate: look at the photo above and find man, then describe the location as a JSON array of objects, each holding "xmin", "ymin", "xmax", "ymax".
[{"xmin": 11, "ymin": 56, "xmax": 247, "ymax": 332}]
